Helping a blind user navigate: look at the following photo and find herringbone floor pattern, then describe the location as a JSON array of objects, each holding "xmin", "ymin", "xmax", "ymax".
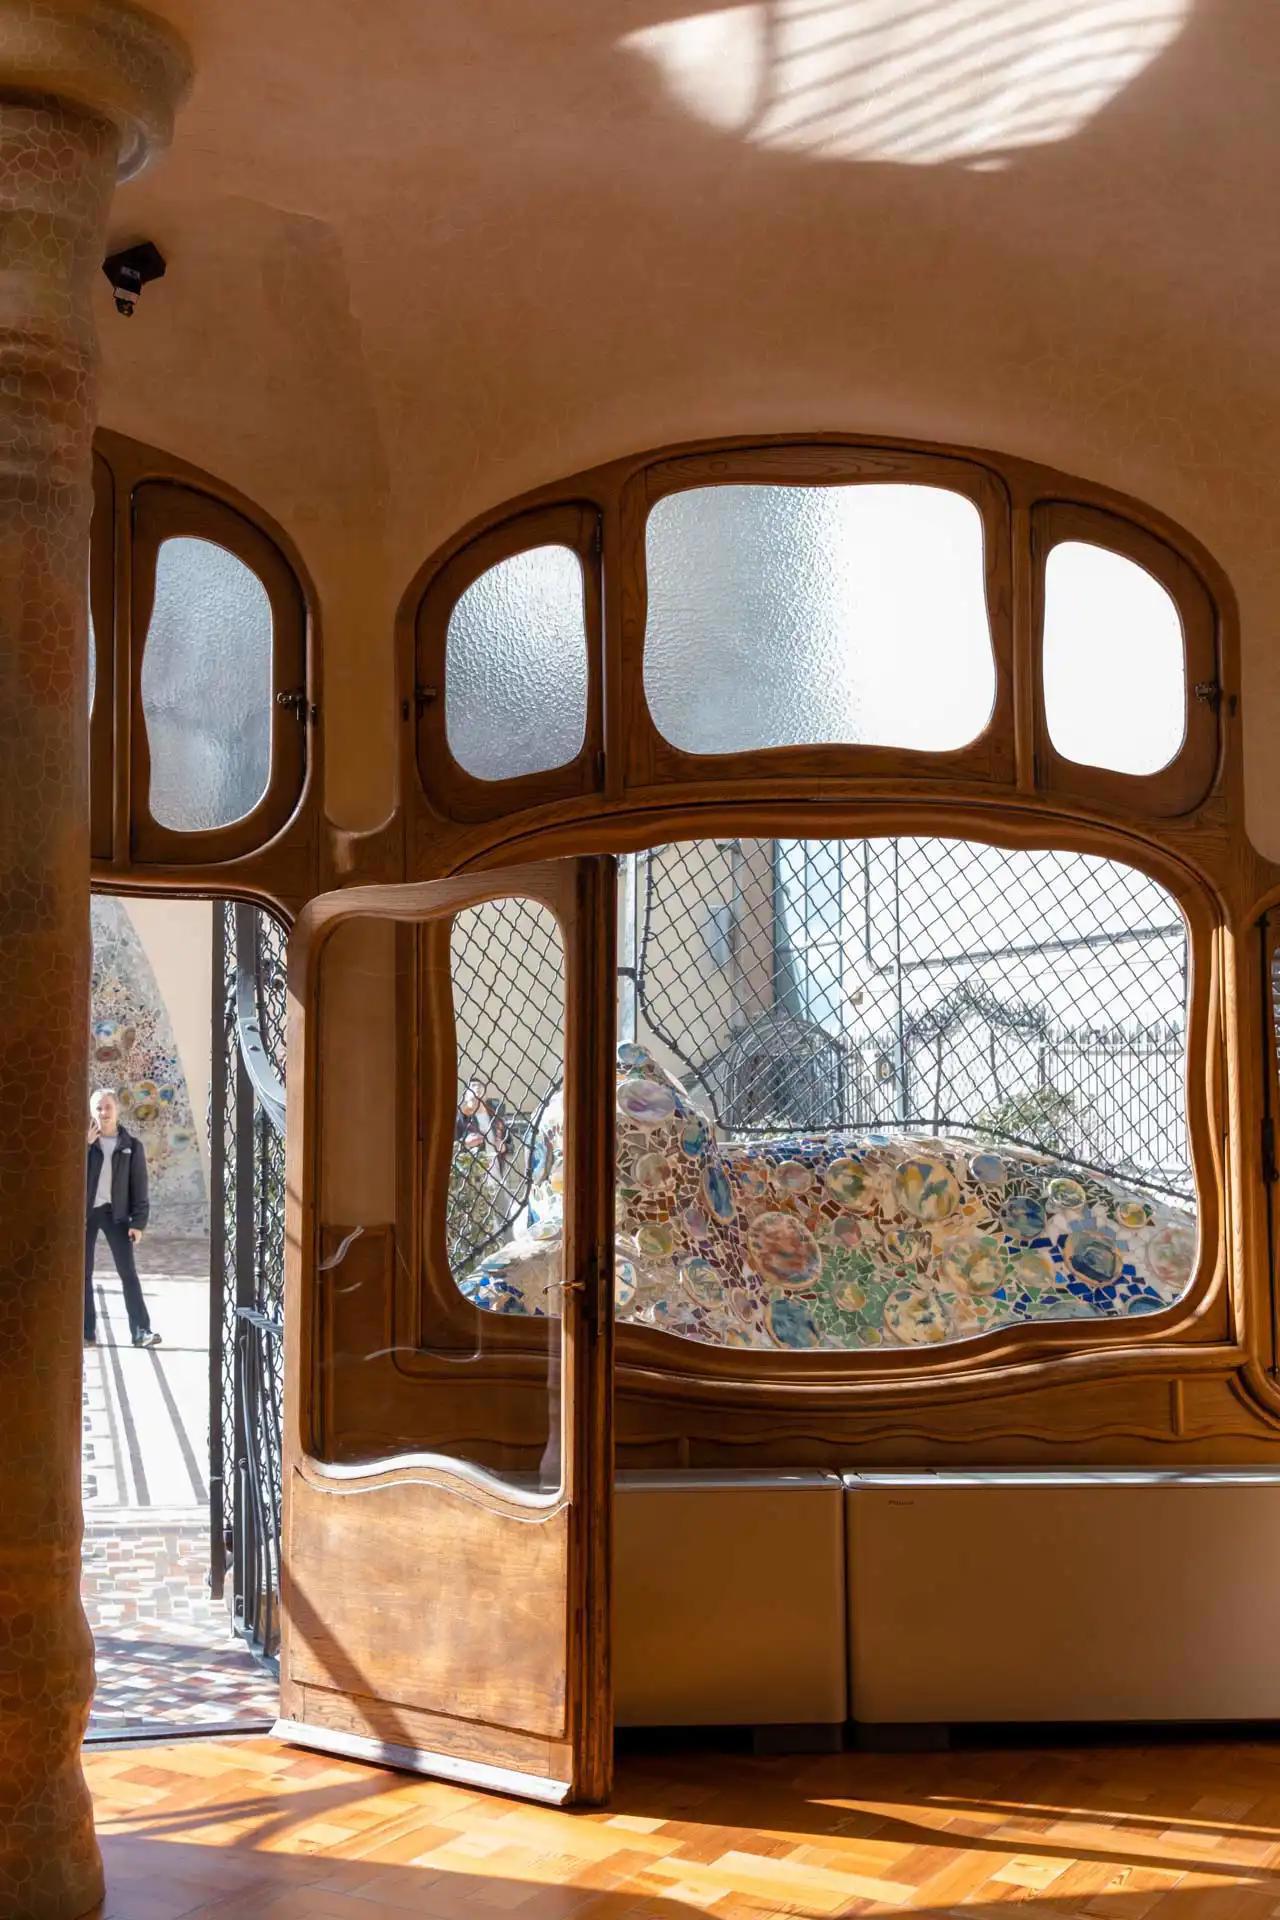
[{"xmin": 85, "ymin": 1733, "xmax": 1280, "ymax": 1919}]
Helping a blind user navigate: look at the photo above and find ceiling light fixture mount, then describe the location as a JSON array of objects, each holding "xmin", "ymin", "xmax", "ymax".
[{"xmin": 103, "ymin": 241, "xmax": 167, "ymax": 317}]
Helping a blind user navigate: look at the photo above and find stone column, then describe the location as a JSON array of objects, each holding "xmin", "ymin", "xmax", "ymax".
[{"xmin": 0, "ymin": 7, "xmax": 189, "ymax": 1917}]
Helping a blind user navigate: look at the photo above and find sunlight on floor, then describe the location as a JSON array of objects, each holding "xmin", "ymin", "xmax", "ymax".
[{"xmin": 86, "ymin": 1733, "xmax": 1280, "ymax": 1919}]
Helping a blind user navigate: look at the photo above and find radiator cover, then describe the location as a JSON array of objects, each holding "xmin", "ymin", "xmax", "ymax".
[{"xmin": 845, "ymin": 1471, "xmax": 1280, "ymax": 1723}]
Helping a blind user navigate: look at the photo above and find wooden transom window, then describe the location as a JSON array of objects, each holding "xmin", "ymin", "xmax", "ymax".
[
  {"xmin": 89, "ymin": 432, "xmax": 312, "ymax": 879},
  {"xmin": 130, "ymin": 485, "xmax": 307, "ymax": 863},
  {"xmin": 643, "ymin": 482, "xmax": 996, "ymax": 757},
  {"xmin": 1030, "ymin": 501, "xmax": 1218, "ymax": 814},
  {"xmin": 407, "ymin": 441, "xmax": 1222, "ymax": 820},
  {"xmin": 415, "ymin": 504, "xmax": 603, "ymax": 824}
]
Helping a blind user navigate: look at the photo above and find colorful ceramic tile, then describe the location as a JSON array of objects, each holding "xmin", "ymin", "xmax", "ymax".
[{"xmin": 457, "ymin": 1045, "xmax": 1198, "ymax": 1351}]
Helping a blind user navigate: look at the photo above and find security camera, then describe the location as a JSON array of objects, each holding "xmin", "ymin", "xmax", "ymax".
[{"xmin": 102, "ymin": 241, "xmax": 166, "ymax": 318}]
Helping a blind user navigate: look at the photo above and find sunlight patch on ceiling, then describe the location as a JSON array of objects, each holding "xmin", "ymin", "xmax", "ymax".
[{"xmin": 621, "ymin": 0, "xmax": 1188, "ymax": 166}]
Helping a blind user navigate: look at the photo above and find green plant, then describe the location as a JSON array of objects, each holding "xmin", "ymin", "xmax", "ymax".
[{"xmin": 977, "ymin": 1085, "xmax": 1078, "ymax": 1157}]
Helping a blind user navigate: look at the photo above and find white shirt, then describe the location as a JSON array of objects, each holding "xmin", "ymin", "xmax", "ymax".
[{"xmin": 94, "ymin": 1131, "xmax": 118, "ymax": 1210}]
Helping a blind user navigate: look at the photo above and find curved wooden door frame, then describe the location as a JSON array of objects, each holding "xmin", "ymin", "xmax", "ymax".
[{"xmin": 89, "ymin": 451, "xmax": 116, "ymax": 863}]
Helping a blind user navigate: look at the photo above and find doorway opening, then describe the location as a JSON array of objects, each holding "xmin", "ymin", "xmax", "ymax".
[{"xmin": 81, "ymin": 893, "xmax": 286, "ymax": 1741}]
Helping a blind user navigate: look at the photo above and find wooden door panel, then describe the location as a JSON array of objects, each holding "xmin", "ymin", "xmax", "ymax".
[
  {"xmin": 278, "ymin": 858, "xmax": 616, "ymax": 1804},
  {"xmin": 285, "ymin": 1473, "xmax": 568, "ymax": 1738},
  {"xmin": 286, "ymin": 1685, "xmax": 572, "ymax": 1786}
]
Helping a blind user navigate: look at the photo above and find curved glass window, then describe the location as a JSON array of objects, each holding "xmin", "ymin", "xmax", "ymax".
[
  {"xmin": 445, "ymin": 545, "xmax": 588, "ymax": 781},
  {"xmin": 141, "ymin": 536, "xmax": 273, "ymax": 832},
  {"xmin": 453, "ymin": 835, "xmax": 1196, "ymax": 1353},
  {"xmin": 1043, "ymin": 541, "xmax": 1185, "ymax": 775},
  {"xmin": 644, "ymin": 484, "xmax": 995, "ymax": 755}
]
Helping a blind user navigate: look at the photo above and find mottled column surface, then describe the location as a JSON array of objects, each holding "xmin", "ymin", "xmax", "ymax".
[{"xmin": 0, "ymin": 7, "xmax": 188, "ymax": 1918}]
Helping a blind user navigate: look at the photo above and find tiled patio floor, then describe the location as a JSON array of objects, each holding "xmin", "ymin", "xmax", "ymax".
[{"xmin": 82, "ymin": 1236, "xmax": 278, "ymax": 1740}]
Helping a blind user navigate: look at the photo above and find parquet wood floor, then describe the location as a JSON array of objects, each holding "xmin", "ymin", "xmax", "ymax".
[{"xmin": 84, "ymin": 1733, "xmax": 1280, "ymax": 1920}]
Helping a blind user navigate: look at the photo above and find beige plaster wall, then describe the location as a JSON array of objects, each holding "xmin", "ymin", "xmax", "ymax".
[{"xmin": 92, "ymin": 2, "xmax": 1280, "ymax": 852}]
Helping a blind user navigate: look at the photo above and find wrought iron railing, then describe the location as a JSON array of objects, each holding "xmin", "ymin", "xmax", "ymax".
[{"xmin": 210, "ymin": 901, "xmax": 287, "ymax": 1667}]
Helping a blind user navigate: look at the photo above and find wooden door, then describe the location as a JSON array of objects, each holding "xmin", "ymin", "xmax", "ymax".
[
  {"xmin": 276, "ymin": 859, "xmax": 616, "ymax": 1804},
  {"xmin": 1264, "ymin": 913, "xmax": 1280, "ymax": 1376}
]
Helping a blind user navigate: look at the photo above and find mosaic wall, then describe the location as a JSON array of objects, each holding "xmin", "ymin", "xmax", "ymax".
[
  {"xmin": 459, "ymin": 1044, "xmax": 1197, "ymax": 1350},
  {"xmin": 89, "ymin": 899, "xmax": 206, "ymax": 1236}
]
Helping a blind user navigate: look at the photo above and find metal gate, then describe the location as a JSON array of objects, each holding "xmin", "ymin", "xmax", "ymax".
[{"xmin": 209, "ymin": 902, "xmax": 287, "ymax": 1664}]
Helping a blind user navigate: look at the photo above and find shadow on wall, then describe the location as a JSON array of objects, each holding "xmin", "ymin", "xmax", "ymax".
[{"xmin": 90, "ymin": 898, "xmax": 207, "ymax": 1237}]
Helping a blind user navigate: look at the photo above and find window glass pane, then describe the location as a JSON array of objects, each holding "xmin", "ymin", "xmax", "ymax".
[
  {"xmin": 445, "ymin": 545, "xmax": 587, "ymax": 781},
  {"xmin": 449, "ymin": 898, "xmax": 566, "ymax": 1293},
  {"xmin": 453, "ymin": 836, "xmax": 1197, "ymax": 1356},
  {"xmin": 450, "ymin": 901, "xmax": 567, "ymax": 1491},
  {"xmin": 312, "ymin": 905, "xmax": 565, "ymax": 1496},
  {"xmin": 1043, "ymin": 541, "xmax": 1185, "ymax": 775},
  {"xmin": 141, "ymin": 536, "xmax": 273, "ymax": 831},
  {"xmin": 644, "ymin": 484, "xmax": 995, "ymax": 754}
]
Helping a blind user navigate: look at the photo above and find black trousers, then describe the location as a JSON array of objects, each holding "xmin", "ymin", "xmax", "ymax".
[{"xmin": 84, "ymin": 1204, "xmax": 151, "ymax": 1340}]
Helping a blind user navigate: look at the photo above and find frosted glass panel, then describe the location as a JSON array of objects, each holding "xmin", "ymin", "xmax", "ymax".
[
  {"xmin": 445, "ymin": 544, "xmax": 587, "ymax": 781},
  {"xmin": 644, "ymin": 484, "xmax": 994, "ymax": 754},
  {"xmin": 1043, "ymin": 541, "xmax": 1185, "ymax": 775},
  {"xmin": 141, "ymin": 537, "xmax": 273, "ymax": 831}
]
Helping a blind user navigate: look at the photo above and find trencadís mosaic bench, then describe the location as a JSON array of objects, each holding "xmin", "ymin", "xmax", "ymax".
[{"xmin": 457, "ymin": 1044, "xmax": 1197, "ymax": 1350}]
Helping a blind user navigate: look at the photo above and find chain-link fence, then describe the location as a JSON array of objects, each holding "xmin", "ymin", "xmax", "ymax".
[
  {"xmin": 633, "ymin": 837, "xmax": 1190, "ymax": 1201},
  {"xmin": 447, "ymin": 899, "xmax": 564, "ymax": 1274},
  {"xmin": 441, "ymin": 837, "xmax": 1191, "ymax": 1286}
]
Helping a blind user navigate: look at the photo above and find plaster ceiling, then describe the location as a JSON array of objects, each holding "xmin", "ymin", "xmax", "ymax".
[{"xmin": 97, "ymin": 0, "xmax": 1280, "ymax": 840}]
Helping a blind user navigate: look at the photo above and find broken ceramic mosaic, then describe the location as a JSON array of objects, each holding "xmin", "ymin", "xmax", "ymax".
[{"xmin": 457, "ymin": 1044, "xmax": 1197, "ymax": 1350}]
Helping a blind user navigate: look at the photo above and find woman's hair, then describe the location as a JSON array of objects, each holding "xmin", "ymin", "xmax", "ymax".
[{"xmin": 89, "ymin": 1087, "xmax": 119, "ymax": 1110}]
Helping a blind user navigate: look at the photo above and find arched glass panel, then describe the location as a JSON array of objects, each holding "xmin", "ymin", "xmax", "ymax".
[
  {"xmin": 445, "ymin": 544, "xmax": 588, "ymax": 781},
  {"xmin": 644, "ymin": 484, "xmax": 995, "ymax": 754},
  {"xmin": 1043, "ymin": 541, "xmax": 1185, "ymax": 775},
  {"xmin": 141, "ymin": 536, "xmax": 274, "ymax": 832}
]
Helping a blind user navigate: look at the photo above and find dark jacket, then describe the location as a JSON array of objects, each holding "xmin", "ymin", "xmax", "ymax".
[{"xmin": 86, "ymin": 1126, "xmax": 149, "ymax": 1230}]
